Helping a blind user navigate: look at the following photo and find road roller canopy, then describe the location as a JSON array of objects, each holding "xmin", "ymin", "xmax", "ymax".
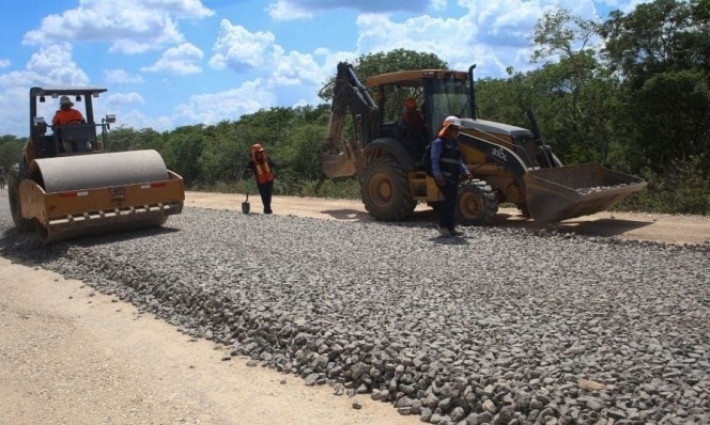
[
  {"xmin": 30, "ymin": 86, "xmax": 108, "ymax": 98},
  {"xmin": 30, "ymin": 86, "xmax": 112, "ymax": 133}
]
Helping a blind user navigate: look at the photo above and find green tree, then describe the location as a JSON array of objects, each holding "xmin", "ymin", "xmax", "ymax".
[
  {"xmin": 600, "ymin": 0, "xmax": 710, "ymax": 173},
  {"xmin": 318, "ymin": 48, "xmax": 448, "ymax": 102},
  {"xmin": 0, "ymin": 135, "xmax": 24, "ymax": 171}
]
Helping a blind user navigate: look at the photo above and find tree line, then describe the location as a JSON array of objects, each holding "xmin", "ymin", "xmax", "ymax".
[{"xmin": 1, "ymin": 0, "xmax": 708, "ymax": 214}]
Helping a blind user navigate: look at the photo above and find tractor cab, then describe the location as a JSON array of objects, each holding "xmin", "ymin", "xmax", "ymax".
[
  {"xmin": 365, "ymin": 69, "xmax": 472, "ymax": 167},
  {"xmin": 28, "ymin": 86, "xmax": 117, "ymax": 162}
]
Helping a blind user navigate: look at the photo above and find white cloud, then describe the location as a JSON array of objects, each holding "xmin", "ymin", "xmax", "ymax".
[
  {"xmin": 104, "ymin": 68, "xmax": 144, "ymax": 84},
  {"xmin": 112, "ymin": 109, "xmax": 174, "ymax": 132},
  {"xmin": 0, "ymin": 44, "xmax": 90, "ymax": 136},
  {"xmin": 0, "ymin": 58, "xmax": 10, "ymax": 68},
  {"xmin": 266, "ymin": 0, "xmax": 314, "ymax": 21},
  {"xmin": 142, "ymin": 43, "xmax": 204, "ymax": 75},
  {"xmin": 208, "ymin": 18, "xmax": 357, "ymax": 91},
  {"xmin": 0, "ymin": 43, "xmax": 89, "ymax": 89},
  {"xmin": 265, "ymin": 0, "xmax": 432, "ymax": 20},
  {"xmin": 22, "ymin": 0, "xmax": 214, "ymax": 55},
  {"xmin": 431, "ymin": 0, "xmax": 447, "ymax": 11},
  {"xmin": 105, "ymin": 92, "xmax": 146, "ymax": 108},
  {"xmin": 173, "ymin": 79, "xmax": 278, "ymax": 124},
  {"xmin": 209, "ymin": 20, "xmax": 277, "ymax": 71},
  {"xmin": 353, "ymin": 0, "xmax": 602, "ymax": 77}
]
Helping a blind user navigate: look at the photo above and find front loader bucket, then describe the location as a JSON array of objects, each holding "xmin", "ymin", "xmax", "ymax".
[
  {"xmin": 523, "ymin": 163, "xmax": 647, "ymax": 224},
  {"xmin": 19, "ymin": 149, "xmax": 185, "ymax": 244}
]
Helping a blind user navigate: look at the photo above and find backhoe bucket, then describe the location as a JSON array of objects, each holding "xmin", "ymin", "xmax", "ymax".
[
  {"xmin": 322, "ymin": 152, "xmax": 357, "ymax": 178},
  {"xmin": 19, "ymin": 149, "xmax": 184, "ymax": 244},
  {"xmin": 523, "ymin": 163, "xmax": 647, "ymax": 224}
]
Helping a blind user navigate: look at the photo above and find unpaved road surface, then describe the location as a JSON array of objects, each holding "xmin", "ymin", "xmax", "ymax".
[
  {"xmin": 0, "ymin": 255, "xmax": 414, "ymax": 425},
  {"xmin": 186, "ymin": 191, "xmax": 710, "ymax": 246},
  {"xmin": 1, "ymin": 185, "xmax": 709, "ymax": 425}
]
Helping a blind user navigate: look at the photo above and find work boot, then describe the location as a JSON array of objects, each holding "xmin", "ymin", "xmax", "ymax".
[
  {"xmin": 438, "ymin": 226, "xmax": 451, "ymax": 237},
  {"xmin": 448, "ymin": 227, "xmax": 464, "ymax": 236}
]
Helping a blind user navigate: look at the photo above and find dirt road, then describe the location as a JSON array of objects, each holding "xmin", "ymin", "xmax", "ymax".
[
  {"xmin": 0, "ymin": 257, "xmax": 415, "ymax": 425},
  {"xmin": 185, "ymin": 191, "xmax": 710, "ymax": 246}
]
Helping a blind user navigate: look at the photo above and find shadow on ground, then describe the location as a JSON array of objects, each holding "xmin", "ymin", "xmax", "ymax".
[
  {"xmin": 322, "ymin": 208, "xmax": 654, "ymax": 239},
  {"xmin": 0, "ymin": 224, "xmax": 180, "ymax": 268}
]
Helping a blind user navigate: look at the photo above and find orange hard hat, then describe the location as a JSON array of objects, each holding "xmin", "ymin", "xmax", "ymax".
[
  {"xmin": 404, "ymin": 97, "xmax": 417, "ymax": 110},
  {"xmin": 251, "ymin": 143, "xmax": 264, "ymax": 154}
]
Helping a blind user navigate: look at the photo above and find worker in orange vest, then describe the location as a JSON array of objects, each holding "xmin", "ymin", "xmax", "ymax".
[
  {"xmin": 52, "ymin": 96, "xmax": 86, "ymax": 126},
  {"xmin": 243, "ymin": 143, "xmax": 277, "ymax": 214}
]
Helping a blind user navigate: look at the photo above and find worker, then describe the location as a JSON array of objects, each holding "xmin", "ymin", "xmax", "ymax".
[
  {"xmin": 401, "ymin": 97, "xmax": 427, "ymax": 136},
  {"xmin": 52, "ymin": 96, "xmax": 86, "ymax": 126},
  {"xmin": 430, "ymin": 116, "xmax": 473, "ymax": 237},
  {"xmin": 242, "ymin": 143, "xmax": 277, "ymax": 214},
  {"xmin": 0, "ymin": 166, "xmax": 5, "ymax": 190}
]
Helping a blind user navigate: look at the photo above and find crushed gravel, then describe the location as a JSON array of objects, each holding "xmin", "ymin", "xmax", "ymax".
[
  {"xmin": 575, "ymin": 184, "xmax": 633, "ymax": 196},
  {"xmin": 2, "ymin": 201, "xmax": 710, "ymax": 425}
]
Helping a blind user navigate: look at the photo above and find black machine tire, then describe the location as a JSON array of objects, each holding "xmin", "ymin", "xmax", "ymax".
[
  {"xmin": 7, "ymin": 162, "xmax": 33, "ymax": 232},
  {"xmin": 361, "ymin": 156, "xmax": 416, "ymax": 221},
  {"xmin": 455, "ymin": 179, "xmax": 499, "ymax": 226}
]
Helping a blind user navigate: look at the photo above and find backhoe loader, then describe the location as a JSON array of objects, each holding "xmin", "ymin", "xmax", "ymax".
[
  {"xmin": 6, "ymin": 86, "xmax": 185, "ymax": 243},
  {"xmin": 320, "ymin": 62, "xmax": 647, "ymax": 226}
]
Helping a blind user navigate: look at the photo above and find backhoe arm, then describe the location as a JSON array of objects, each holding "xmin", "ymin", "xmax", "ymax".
[{"xmin": 321, "ymin": 62, "xmax": 378, "ymax": 178}]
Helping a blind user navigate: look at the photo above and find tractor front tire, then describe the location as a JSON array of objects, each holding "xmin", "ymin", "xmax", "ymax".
[
  {"xmin": 7, "ymin": 163, "xmax": 33, "ymax": 232},
  {"xmin": 455, "ymin": 179, "xmax": 499, "ymax": 226},
  {"xmin": 361, "ymin": 156, "xmax": 416, "ymax": 221}
]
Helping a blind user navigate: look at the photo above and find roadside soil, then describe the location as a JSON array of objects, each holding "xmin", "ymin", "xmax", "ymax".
[
  {"xmin": 0, "ymin": 256, "xmax": 415, "ymax": 425},
  {"xmin": 185, "ymin": 191, "xmax": 710, "ymax": 246}
]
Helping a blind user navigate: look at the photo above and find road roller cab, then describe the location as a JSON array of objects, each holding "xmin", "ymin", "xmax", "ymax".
[{"xmin": 6, "ymin": 86, "xmax": 185, "ymax": 243}]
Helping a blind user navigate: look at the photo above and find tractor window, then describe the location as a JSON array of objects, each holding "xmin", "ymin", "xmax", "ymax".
[
  {"xmin": 381, "ymin": 85, "xmax": 424, "ymax": 124},
  {"xmin": 425, "ymin": 78, "xmax": 472, "ymax": 129}
]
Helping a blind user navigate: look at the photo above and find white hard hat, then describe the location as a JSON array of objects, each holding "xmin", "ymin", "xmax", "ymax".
[
  {"xmin": 442, "ymin": 116, "xmax": 462, "ymax": 127},
  {"xmin": 60, "ymin": 96, "xmax": 73, "ymax": 107}
]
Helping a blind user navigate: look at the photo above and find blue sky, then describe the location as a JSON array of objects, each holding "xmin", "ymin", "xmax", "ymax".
[{"xmin": 0, "ymin": 0, "xmax": 642, "ymax": 137}]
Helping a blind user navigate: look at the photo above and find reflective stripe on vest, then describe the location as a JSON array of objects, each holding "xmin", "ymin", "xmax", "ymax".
[
  {"xmin": 254, "ymin": 159, "xmax": 274, "ymax": 185},
  {"xmin": 439, "ymin": 139, "xmax": 462, "ymax": 178}
]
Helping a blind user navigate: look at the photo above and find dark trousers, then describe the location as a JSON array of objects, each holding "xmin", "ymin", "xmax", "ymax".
[
  {"xmin": 438, "ymin": 179, "xmax": 459, "ymax": 230},
  {"xmin": 257, "ymin": 181, "xmax": 274, "ymax": 214}
]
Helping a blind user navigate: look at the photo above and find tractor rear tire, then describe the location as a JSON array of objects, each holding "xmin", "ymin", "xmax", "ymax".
[
  {"xmin": 7, "ymin": 162, "xmax": 33, "ymax": 232},
  {"xmin": 361, "ymin": 156, "xmax": 416, "ymax": 221},
  {"xmin": 455, "ymin": 179, "xmax": 499, "ymax": 226}
]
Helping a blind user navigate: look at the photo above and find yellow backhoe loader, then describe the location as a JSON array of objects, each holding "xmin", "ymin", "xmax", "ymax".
[
  {"xmin": 6, "ymin": 86, "xmax": 185, "ymax": 243},
  {"xmin": 321, "ymin": 62, "xmax": 647, "ymax": 226}
]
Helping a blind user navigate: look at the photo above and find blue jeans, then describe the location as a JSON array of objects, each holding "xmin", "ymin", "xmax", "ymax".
[{"xmin": 438, "ymin": 179, "xmax": 458, "ymax": 230}]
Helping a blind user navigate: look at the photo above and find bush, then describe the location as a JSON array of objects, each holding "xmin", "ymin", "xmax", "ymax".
[{"xmin": 615, "ymin": 155, "xmax": 710, "ymax": 215}]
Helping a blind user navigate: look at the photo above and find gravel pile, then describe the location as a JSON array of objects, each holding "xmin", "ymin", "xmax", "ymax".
[
  {"xmin": 2, "ymin": 202, "xmax": 710, "ymax": 425},
  {"xmin": 575, "ymin": 184, "xmax": 632, "ymax": 196}
]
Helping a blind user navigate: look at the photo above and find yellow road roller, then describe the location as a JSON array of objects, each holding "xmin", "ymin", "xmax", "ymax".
[{"xmin": 6, "ymin": 86, "xmax": 185, "ymax": 243}]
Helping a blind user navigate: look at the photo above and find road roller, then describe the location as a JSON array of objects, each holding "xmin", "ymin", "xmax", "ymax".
[{"xmin": 6, "ymin": 86, "xmax": 185, "ymax": 244}]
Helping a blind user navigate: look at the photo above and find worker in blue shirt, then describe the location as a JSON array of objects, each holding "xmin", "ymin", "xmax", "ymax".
[{"xmin": 431, "ymin": 116, "xmax": 472, "ymax": 237}]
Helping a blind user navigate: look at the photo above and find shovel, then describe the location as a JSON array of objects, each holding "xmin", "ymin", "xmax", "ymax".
[
  {"xmin": 241, "ymin": 176, "xmax": 252, "ymax": 214},
  {"xmin": 242, "ymin": 191, "xmax": 250, "ymax": 214}
]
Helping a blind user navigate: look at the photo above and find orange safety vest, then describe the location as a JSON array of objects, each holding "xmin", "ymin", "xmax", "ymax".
[
  {"xmin": 253, "ymin": 158, "xmax": 274, "ymax": 185},
  {"xmin": 53, "ymin": 108, "xmax": 85, "ymax": 125}
]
